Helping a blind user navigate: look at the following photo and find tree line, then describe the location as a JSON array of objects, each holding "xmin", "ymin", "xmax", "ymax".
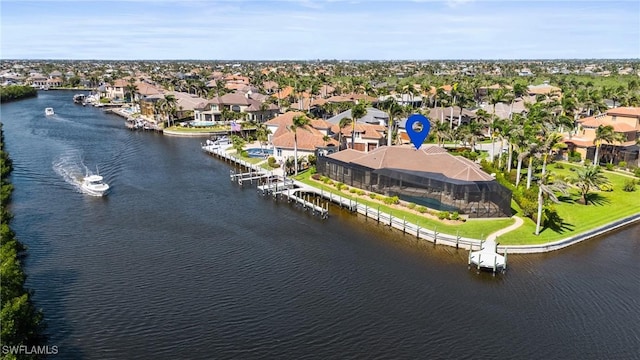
[
  {"xmin": 0, "ymin": 123, "xmax": 46, "ymax": 359},
  {"xmin": 0, "ymin": 86, "xmax": 37, "ymax": 103}
]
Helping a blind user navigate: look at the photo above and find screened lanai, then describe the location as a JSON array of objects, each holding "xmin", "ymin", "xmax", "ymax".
[{"xmin": 316, "ymin": 145, "xmax": 512, "ymax": 218}]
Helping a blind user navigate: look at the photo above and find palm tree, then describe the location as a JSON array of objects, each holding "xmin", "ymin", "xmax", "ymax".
[
  {"xmin": 125, "ymin": 78, "xmax": 137, "ymax": 104},
  {"xmin": 571, "ymin": 165, "xmax": 612, "ymax": 205},
  {"xmin": 489, "ymin": 88, "xmax": 507, "ymax": 160},
  {"xmin": 338, "ymin": 117, "xmax": 352, "ymax": 150},
  {"xmin": 380, "ymin": 98, "xmax": 403, "ymax": 147},
  {"xmin": 255, "ymin": 123, "xmax": 271, "ymax": 152},
  {"xmin": 290, "ymin": 114, "xmax": 311, "ymax": 175},
  {"xmin": 593, "ymin": 125, "xmax": 616, "ymax": 165},
  {"xmin": 535, "ymin": 173, "xmax": 569, "ymax": 235},
  {"xmin": 540, "ymin": 132, "xmax": 567, "ymax": 177},
  {"xmin": 349, "ymin": 102, "xmax": 367, "ymax": 149},
  {"xmin": 434, "ymin": 121, "xmax": 452, "ymax": 147},
  {"xmin": 161, "ymin": 94, "xmax": 177, "ymax": 128}
]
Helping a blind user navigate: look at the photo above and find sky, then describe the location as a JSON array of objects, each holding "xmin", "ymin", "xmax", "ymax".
[{"xmin": 1, "ymin": 0, "xmax": 639, "ymax": 60}]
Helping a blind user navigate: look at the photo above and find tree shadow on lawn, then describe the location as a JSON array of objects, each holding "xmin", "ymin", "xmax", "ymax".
[
  {"xmin": 583, "ymin": 192, "xmax": 611, "ymax": 206},
  {"xmin": 542, "ymin": 210, "xmax": 575, "ymax": 234}
]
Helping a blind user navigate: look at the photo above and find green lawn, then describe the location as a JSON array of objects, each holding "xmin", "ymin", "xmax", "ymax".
[
  {"xmin": 165, "ymin": 125, "xmax": 228, "ymax": 133},
  {"xmin": 295, "ymin": 163, "xmax": 640, "ymax": 246},
  {"xmin": 294, "ymin": 171, "xmax": 515, "ymax": 240},
  {"xmin": 505, "ymin": 162, "xmax": 640, "ymax": 245}
]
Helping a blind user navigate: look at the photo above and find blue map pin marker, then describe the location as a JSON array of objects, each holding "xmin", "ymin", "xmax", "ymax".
[{"xmin": 405, "ymin": 113, "xmax": 431, "ymax": 150}]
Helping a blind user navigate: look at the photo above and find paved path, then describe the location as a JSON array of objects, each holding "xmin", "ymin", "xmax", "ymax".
[{"xmin": 486, "ymin": 216, "xmax": 524, "ymax": 241}]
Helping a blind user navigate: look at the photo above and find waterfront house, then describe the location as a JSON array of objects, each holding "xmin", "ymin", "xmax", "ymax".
[
  {"xmin": 325, "ymin": 108, "xmax": 388, "ymax": 151},
  {"xmin": 104, "ymin": 79, "xmax": 128, "ymax": 101},
  {"xmin": 316, "ymin": 145, "xmax": 513, "ymax": 218},
  {"xmin": 264, "ymin": 112, "xmax": 339, "ymax": 164},
  {"xmin": 564, "ymin": 107, "xmax": 640, "ymax": 166},
  {"xmin": 193, "ymin": 91, "xmax": 278, "ymax": 123}
]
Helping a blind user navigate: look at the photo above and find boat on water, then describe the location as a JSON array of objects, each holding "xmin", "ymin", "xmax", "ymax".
[
  {"xmin": 73, "ymin": 94, "xmax": 86, "ymax": 104},
  {"xmin": 81, "ymin": 174, "xmax": 110, "ymax": 197},
  {"xmin": 45, "ymin": 107, "xmax": 55, "ymax": 116}
]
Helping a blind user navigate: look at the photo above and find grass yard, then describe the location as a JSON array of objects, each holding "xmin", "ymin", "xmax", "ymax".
[
  {"xmin": 504, "ymin": 163, "xmax": 640, "ymax": 245},
  {"xmin": 296, "ymin": 162, "xmax": 640, "ymax": 246}
]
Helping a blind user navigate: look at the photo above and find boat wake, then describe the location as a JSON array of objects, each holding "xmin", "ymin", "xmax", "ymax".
[{"xmin": 52, "ymin": 151, "xmax": 103, "ymax": 195}]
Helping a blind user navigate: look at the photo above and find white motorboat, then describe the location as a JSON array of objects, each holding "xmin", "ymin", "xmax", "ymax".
[
  {"xmin": 45, "ymin": 107, "xmax": 55, "ymax": 116},
  {"xmin": 81, "ymin": 175, "xmax": 110, "ymax": 196}
]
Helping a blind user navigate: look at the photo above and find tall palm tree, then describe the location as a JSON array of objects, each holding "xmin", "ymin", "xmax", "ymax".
[
  {"xmin": 161, "ymin": 94, "xmax": 178, "ymax": 128},
  {"xmin": 571, "ymin": 165, "xmax": 611, "ymax": 205},
  {"xmin": 349, "ymin": 102, "xmax": 367, "ymax": 150},
  {"xmin": 255, "ymin": 123, "xmax": 271, "ymax": 152},
  {"xmin": 540, "ymin": 132, "xmax": 567, "ymax": 177},
  {"xmin": 535, "ymin": 173, "xmax": 569, "ymax": 235},
  {"xmin": 125, "ymin": 78, "xmax": 137, "ymax": 105},
  {"xmin": 290, "ymin": 115, "xmax": 311, "ymax": 175},
  {"xmin": 338, "ymin": 117, "xmax": 352, "ymax": 150},
  {"xmin": 488, "ymin": 88, "xmax": 507, "ymax": 160},
  {"xmin": 593, "ymin": 125, "xmax": 616, "ymax": 165},
  {"xmin": 380, "ymin": 98, "xmax": 403, "ymax": 147},
  {"xmin": 434, "ymin": 121, "xmax": 452, "ymax": 148}
]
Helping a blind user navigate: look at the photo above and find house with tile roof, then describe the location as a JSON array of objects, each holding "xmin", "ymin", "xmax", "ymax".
[
  {"xmin": 193, "ymin": 91, "xmax": 278, "ymax": 123},
  {"xmin": 264, "ymin": 112, "xmax": 339, "ymax": 165},
  {"xmin": 316, "ymin": 145, "xmax": 512, "ymax": 218},
  {"xmin": 325, "ymin": 108, "xmax": 388, "ymax": 151},
  {"xmin": 564, "ymin": 107, "xmax": 640, "ymax": 166}
]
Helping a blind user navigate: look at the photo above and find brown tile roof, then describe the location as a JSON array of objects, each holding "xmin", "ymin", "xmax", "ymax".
[
  {"xmin": 327, "ymin": 145, "xmax": 495, "ymax": 182},
  {"xmin": 330, "ymin": 122, "xmax": 385, "ymax": 139},
  {"xmin": 220, "ymin": 92, "xmax": 250, "ymax": 105},
  {"xmin": 272, "ymin": 124, "xmax": 339, "ymax": 151},
  {"xmin": 578, "ymin": 115, "xmax": 637, "ymax": 132},
  {"xmin": 274, "ymin": 86, "xmax": 294, "ymax": 99},
  {"xmin": 607, "ymin": 107, "xmax": 640, "ymax": 117}
]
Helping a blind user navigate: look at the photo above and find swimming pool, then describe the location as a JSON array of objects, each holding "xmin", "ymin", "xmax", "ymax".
[
  {"xmin": 190, "ymin": 121, "xmax": 216, "ymax": 127},
  {"xmin": 246, "ymin": 148, "xmax": 273, "ymax": 158}
]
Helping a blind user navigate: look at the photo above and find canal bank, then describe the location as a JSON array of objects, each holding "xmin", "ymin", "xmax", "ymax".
[{"xmin": 203, "ymin": 142, "xmax": 640, "ymax": 254}]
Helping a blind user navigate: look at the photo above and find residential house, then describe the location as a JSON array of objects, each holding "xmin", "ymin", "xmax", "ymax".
[
  {"xmin": 325, "ymin": 107, "xmax": 387, "ymax": 152},
  {"xmin": 264, "ymin": 111, "xmax": 339, "ymax": 164},
  {"xmin": 315, "ymin": 145, "xmax": 513, "ymax": 218},
  {"xmin": 564, "ymin": 107, "xmax": 640, "ymax": 166}
]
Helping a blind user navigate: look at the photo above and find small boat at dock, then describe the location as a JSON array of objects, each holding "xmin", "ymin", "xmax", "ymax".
[
  {"xmin": 45, "ymin": 107, "xmax": 55, "ymax": 116},
  {"xmin": 73, "ymin": 94, "xmax": 86, "ymax": 104}
]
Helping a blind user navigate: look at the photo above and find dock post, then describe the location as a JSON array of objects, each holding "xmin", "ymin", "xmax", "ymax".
[
  {"xmin": 468, "ymin": 248, "xmax": 472, "ymax": 269},
  {"xmin": 403, "ymin": 216, "xmax": 406, "ymax": 234},
  {"xmin": 417, "ymin": 226, "xmax": 420, "ymax": 239},
  {"xmin": 503, "ymin": 248, "xmax": 508, "ymax": 273},
  {"xmin": 377, "ymin": 206, "xmax": 380, "ymax": 223},
  {"xmin": 456, "ymin": 230, "xmax": 460, "ymax": 249},
  {"xmin": 433, "ymin": 226, "xmax": 438, "ymax": 245},
  {"xmin": 389, "ymin": 211, "xmax": 392, "ymax": 227}
]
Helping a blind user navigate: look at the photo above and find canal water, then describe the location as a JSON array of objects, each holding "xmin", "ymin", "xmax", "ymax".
[{"xmin": 2, "ymin": 91, "xmax": 639, "ymax": 359}]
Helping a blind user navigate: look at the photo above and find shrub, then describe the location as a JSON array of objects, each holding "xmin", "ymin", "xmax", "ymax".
[
  {"xmin": 327, "ymin": 180, "xmax": 334, "ymax": 185},
  {"xmin": 406, "ymin": 202, "xmax": 416, "ymax": 209},
  {"xmin": 356, "ymin": 190, "xmax": 365, "ymax": 196},
  {"xmin": 349, "ymin": 188, "xmax": 357, "ymax": 193},
  {"xmin": 416, "ymin": 206, "xmax": 427, "ymax": 213},
  {"xmin": 519, "ymin": 197, "xmax": 537, "ymax": 218},
  {"xmin": 634, "ymin": 168, "xmax": 640, "ymax": 178},
  {"xmin": 618, "ymin": 161, "xmax": 627, "ymax": 169},
  {"xmin": 451, "ymin": 211, "xmax": 460, "ymax": 220},
  {"xmin": 375, "ymin": 194, "xmax": 386, "ymax": 202},
  {"xmin": 309, "ymin": 166, "xmax": 317, "ymax": 175},
  {"xmin": 342, "ymin": 186, "xmax": 349, "ymax": 191},
  {"xmin": 267, "ymin": 156, "xmax": 280, "ymax": 168},
  {"xmin": 311, "ymin": 173, "xmax": 321, "ymax": 180},
  {"xmin": 584, "ymin": 159, "xmax": 592, "ymax": 166},
  {"xmin": 240, "ymin": 150, "xmax": 249, "ymax": 157},
  {"xmin": 600, "ymin": 183, "xmax": 614, "ymax": 192},
  {"xmin": 368, "ymin": 193, "xmax": 377, "ymax": 199},
  {"xmin": 438, "ymin": 211, "xmax": 450, "ymax": 220},
  {"xmin": 605, "ymin": 163, "xmax": 614, "ymax": 171},
  {"xmin": 335, "ymin": 182, "xmax": 344, "ymax": 190},
  {"xmin": 622, "ymin": 179, "xmax": 637, "ymax": 192},
  {"xmin": 554, "ymin": 163, "xmax": 564, "ymax": 169},
  {"xmin": 383, "ymin": 196, "xmax": 399, "ymax": 205}
]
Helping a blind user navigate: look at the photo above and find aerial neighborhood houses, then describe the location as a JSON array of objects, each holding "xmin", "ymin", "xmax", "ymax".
[{"xmin": 2, "ymin": 60, "xmax": 639, "ymax": 173}]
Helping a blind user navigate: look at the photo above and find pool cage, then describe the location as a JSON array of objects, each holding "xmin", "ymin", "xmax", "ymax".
[{"xmin": 316, "ymin": 156, "xmax": 512, "ymax": 218}]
